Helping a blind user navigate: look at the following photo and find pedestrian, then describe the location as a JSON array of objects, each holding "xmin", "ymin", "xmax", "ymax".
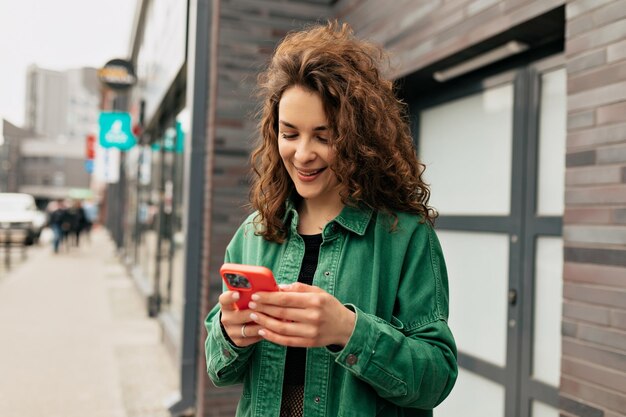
[
  {"xmin": 204, "ymin": 21, "xmax": 457, "ymax": 417},
  {"xmin": 48, "ymin": 199, "xmax": 66, "ymax": 254},
  {"xmin": 67, "ymin": 200, "xmax": 88, "ymax": 247}
]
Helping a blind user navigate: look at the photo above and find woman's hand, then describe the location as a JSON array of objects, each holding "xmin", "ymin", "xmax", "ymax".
[
  {"xmin": 247, "ymin": 282, "xmax": 356, "ymax": 348},
  {"xmin": 219, "ymin": 291, "xmax": 264, "ymax": 347}
]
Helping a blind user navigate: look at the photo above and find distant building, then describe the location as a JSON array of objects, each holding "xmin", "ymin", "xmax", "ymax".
[
  {"xmin": 0, "ymin": 119, "xmax": 35, "ymax": 194},
  {"xmin": 18, "ymin": 137, "xmax": 90, "ymax": 202},
  {"xmin": 24, "ymin": 65, "xmax": 100, "ymax": 142},
  {"xmin": 18, "ymin": 65, "xmax": 99, "ymax": 205},
  {"xmin": 24, "ymin": 66, "xmax": 67, "ymax": 139}
]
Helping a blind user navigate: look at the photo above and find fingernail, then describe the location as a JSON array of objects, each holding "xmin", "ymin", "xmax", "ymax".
[
  {"xmin": 232, "ymin": 292, "xmax": 240, "ymax": 300},
  {"xmin": 251, "ymin": 294, "xmax": 260, "ymax": 301},
  {"xmin": 250, "ymin": 313, "xmax": 259, "ymax": 321},
  {"xmin": 258, "ymin": 329, "xmax": 266, "ymax": 337},
  {"xmin": 248, "ymin": 302, "xmax": 257, "ymax": 309},
  {"xmin": 279, "ymin": 284, "xmax": 291, "ymax": 289}
]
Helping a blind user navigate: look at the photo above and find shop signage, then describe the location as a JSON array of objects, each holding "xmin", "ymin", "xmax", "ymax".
[
  {"xmin": 98, "ymin": 112, "xmax": 137, "ymax": 151},
  {"xmin": 98, "ymin": 58, "xmax": 136, "ymax": 90},
  {"xmin": 152, "ymin": 122, "xmax": 184, "ymax": 153}
]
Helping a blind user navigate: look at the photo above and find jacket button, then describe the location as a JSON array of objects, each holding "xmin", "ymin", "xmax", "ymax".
[
  {"xmin": 222, "ymin": 349, "xmax": 231, "ymax": 358},
  {"xmin": 324, "ymin": 271, "xmax": 330, "ymax": 276},
  {"xmin": 346, "ymin": 354, "xmax": 358, "ymax": 365},
  {"xmin": 314, "ymin": 396, "xmax": 320, "ymax": 403}
]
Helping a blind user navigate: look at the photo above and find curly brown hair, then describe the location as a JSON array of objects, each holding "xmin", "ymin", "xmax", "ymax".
[{"xmin": 250, "ymin": 21, "xmax": 436, "ymax": 242}]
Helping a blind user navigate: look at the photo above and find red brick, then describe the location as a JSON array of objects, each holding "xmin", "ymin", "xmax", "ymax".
[
  {"xmin": 561, "ymin": 376, "xmax": 626, "ymax": 413},
  {"xmin": 597, "ymin": 144, "xmax": 626, "ymax": 164},
  {"xmin": 568, "ymin": 109, "xmax": 596, "ymax": 130},
  {"xmin": 592, "ymin": 0, "xmax": 626, "ymax": 28},
  {"xmin": 568, "ymin": 61, "xmax": 626, "ymax": 93},
  {"xmin": 563, "ymin": 300, "xmax": 612, "ymax": 325},
  {"xmin": 608, "ymin": 38, "xmax": 626, "ymax": 62},
  {"xmin": 563, "ymin": 338, "xmax": 626, "ymax": 372},
  {"xmin": 567, "ymin": 48, "xmax": 608, "ymax": 74},
  {"xmin": 564, "ymin": 262, "xmax": 626, "ymax": 288},
  {"xmin": 567, "ymin": 13, "xmax": 595, "ymax": 38},
  {"xmin": 568, "ymin": 80, "xmax": 626, "ymax": 111},
  {"xmin": 615, "ymin": 208, "xmax": 626, "ymax": 224},
  {"xmin": 565, "ymin": 207, "xmax": 613, "ymax": 224},
  {"xmin": 567, "ymin": 0, "xmax": 615, "ymax": 20},
  {"xmin": 568, "ymin": 122, "xmax": 626, "ymax": 148},
  {"xmin": 562, "ymin": 357, "xmax": 626, "ymax": 394},
  {"xmin": 611, "ymin": 309, "xmax": 626, "ymax": 331},
  {"xmin": 563, "ymin": 282, "xmax": 626, "ymax": 309},
  {"xmin": 564, "ymin": 224, "xmax": 626, "ymax": 245},
  {"xmin": 597, "ymin": 101, "xmax": 626, "ymax": 125},
  {"xmin": 565, "ymin": 185, "xmax": 626, "ymax": 205},
  {"xmin": 566, "ymin": 167, "xmax": 622, "ymax": 186},
  {"xmin": 567, "ymin": 19, "xmax": 626, "ymax": 56},
  {"xmin": 566, "ymin": 150, "xmax": 596, "ymax": 167},
  {"xmin": 577, "ymin": 321, "xmax": 626, "ymax": 350}
]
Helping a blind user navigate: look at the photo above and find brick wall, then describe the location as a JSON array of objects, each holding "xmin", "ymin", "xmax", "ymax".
[
  {"xmin": 335, "ymin": 0, "xmax": 565, "ymax": 77},
  {"xmin": 198, "ymin": 1, "xmax": 332, "ymax": 416},
  {"xmin": 196, "ymin": 1, "xmax": 626, "ymax": 416},
  {"xmin": 562, "ymin": 0, "xmax": 626, "ymax": 416}
]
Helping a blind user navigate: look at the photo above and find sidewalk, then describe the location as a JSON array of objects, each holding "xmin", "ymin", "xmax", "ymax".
[{"xmin": 0, "ymin": 228, "xmax": 177, "ymax": 417}]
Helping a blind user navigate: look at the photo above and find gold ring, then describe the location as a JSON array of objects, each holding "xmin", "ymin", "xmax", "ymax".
[{"xmin": 241, "ymin": 323, "xmax": 248, "ymax": 338}]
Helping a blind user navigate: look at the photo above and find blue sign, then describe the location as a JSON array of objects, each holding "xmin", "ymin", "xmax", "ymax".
[
  {"xmin": 84, "ymin": 159, "xmax": 94, "ymax": 174},
  {"xmin": 98, "ymin": 112, "xmax": 136, "ymax": 151}
]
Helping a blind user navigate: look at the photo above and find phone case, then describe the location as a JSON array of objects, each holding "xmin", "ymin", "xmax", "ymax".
[{"xmin": 220, "ymin": 263, "xmax": 279, "ymax": 310}]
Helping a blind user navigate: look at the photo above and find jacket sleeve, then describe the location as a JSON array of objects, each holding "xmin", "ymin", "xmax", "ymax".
[
  {"xmin": 204, "ymin": 223, "xmax": 257, "ymax": 386},
  {"xmin": 204, "ymin": 303, "xmax": 256, "ymax": 386},
  {"xmin": 327, "ymin": 224, "xmax": 458, "ymax": 409}
]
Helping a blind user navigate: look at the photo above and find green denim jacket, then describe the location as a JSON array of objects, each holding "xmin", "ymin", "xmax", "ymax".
[{"xmin": 205, "ymin": 202, "xmax": 457, "ymax": 417}]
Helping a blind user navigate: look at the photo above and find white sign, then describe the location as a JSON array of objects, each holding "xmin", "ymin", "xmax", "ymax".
[{"xmin": 93, "ymin": 144, "xmax": 120, "ymax": 184}]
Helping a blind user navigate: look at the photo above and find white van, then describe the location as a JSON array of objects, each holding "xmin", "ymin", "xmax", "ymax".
[{"xmin": 0, "ymin": 193, "xmax": 46, "ymax": 245}]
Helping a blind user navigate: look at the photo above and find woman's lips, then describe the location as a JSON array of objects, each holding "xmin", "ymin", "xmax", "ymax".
[{"xmin": 295, "ymin": 167, "xmax": 327, "ymax": 182}]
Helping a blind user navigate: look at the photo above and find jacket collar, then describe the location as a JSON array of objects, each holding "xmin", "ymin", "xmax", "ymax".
[{"xmin": 283, "ymin": 195, "xmax": 373, "ymax": 236}]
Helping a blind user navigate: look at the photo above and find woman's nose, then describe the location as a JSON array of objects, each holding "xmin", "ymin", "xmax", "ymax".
[{"xmin": 294, "ymin": 138, "xmax": 315, "ymax": 162}]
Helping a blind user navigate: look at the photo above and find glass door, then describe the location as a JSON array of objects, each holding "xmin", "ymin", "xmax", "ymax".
[{"xmin": 411, "ymin": 57, "xmax": 565, "ymax": 417}]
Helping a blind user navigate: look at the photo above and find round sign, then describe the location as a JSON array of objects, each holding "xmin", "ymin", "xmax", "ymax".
[{"xmin": 98, "ymin": 58, "xmax": 136, "ymax": 90}]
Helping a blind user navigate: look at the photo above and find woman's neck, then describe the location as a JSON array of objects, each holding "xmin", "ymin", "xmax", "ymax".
[{"xmin": 297, "ymin": 195, "xmax": 344, "ymax": 235}]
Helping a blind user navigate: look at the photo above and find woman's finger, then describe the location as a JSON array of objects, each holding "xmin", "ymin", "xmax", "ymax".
[
  {"xmin": 257, "ymin": 327, "xmax": 316, "ymax": 348},
  {"xmin": 218, "ymin": 291, "xmax": 240, "ymax": 311},
  {"xmin": 252, "ymin": 290, "xmax": 325, "ymax": 309},
  {"xmin": 248, "ymin": 301, "xmax": 319, "ymax": 324},
  {"xmin": 225, "ymin": 322, "xmax": 264, "ymax": 347},
  {"xmin": 249, "ymin": 311, "xmax": 315, "ymax": 338}
]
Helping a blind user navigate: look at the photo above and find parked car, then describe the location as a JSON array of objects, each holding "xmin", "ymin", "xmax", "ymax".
[{"xmin": 0, "ymin": 193, "xmax": 46, "ymax": 246}]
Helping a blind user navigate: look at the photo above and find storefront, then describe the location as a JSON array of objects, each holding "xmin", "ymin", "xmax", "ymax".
[{"xmin": 117, "ymin": 1, "xmax": 626, "ymax": 416}]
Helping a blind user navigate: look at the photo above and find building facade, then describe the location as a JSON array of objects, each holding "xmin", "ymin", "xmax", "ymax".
[
  {"xmin": 0, "ymin": 120, "xmax": 34, "ymax": 194},
  {"xmin": 20, "ymin": 65, "xmax": 99, "ymax": 203},
  {"xmin": 119, "ymin": 1, "xmax": 626, "ymax": 416}
]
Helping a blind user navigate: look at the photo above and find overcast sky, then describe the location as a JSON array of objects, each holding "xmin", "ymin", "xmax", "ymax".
[{"xmin": 0, "ymin": 0, "xmax": 138, "ymax": 127}]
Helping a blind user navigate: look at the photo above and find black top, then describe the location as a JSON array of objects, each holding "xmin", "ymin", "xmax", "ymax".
[{"xmin": 283, "ymin": 233, "xmax": 323, "ymax": 386}]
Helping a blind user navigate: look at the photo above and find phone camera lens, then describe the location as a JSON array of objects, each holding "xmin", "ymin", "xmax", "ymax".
[{"xmin": 226, "ymin": 273, "xmax": 250, "ymax": 289}]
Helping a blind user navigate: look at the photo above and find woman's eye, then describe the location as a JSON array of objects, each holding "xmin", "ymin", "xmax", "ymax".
[
  {"xmin": 317, "ymin": 136, "xmax": 329, "ymax": 143},
  {"xmin": 281, "ymin": 132, "xmax": 297, "ymax": 139}
]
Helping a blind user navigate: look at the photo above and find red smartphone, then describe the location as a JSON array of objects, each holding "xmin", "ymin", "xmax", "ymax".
[{"xmin": 220, "ymin": 263, "xmax": 279, "ymax": 310}]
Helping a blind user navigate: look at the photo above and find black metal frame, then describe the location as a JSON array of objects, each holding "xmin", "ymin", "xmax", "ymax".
[
  {"xmin": 407, "ymin": 56, "xmax": 564, "ymax": 417},
  {"xmin": 168, "ymin": 0, "xmax": 211, "ymax": 415}
]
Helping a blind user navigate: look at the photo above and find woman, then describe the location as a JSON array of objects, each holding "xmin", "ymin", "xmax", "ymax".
[{"xmin": 205, "ymin": 21, "xmax": 457, "ymax": 417}]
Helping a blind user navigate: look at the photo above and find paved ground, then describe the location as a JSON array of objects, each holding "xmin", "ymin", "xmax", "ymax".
[{"xmin": 0, "ymin": 228, "xmax": 177, "ymax": 417}]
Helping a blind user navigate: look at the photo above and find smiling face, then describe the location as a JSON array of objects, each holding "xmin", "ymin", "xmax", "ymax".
[{"xmin": 277, "ymin": 85, "xmax": 342, "ymax": 211}]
